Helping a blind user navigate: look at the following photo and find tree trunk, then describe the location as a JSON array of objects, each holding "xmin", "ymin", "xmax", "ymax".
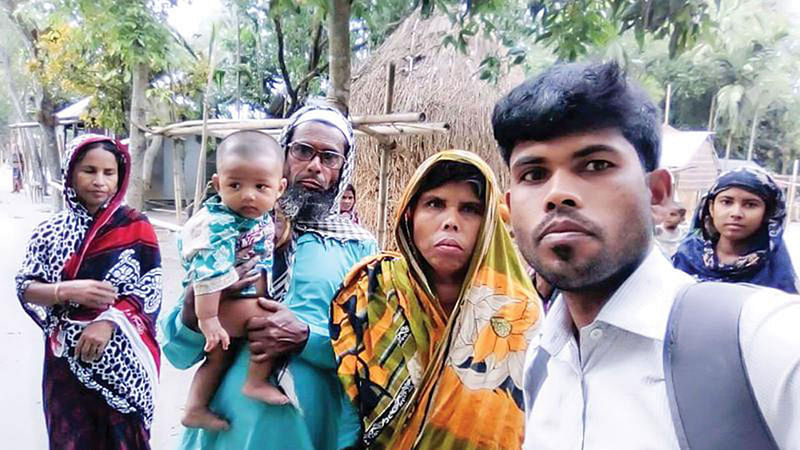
[
  {"xmin": 127, "ymin": 61, "xmax": 150, "ymax": 210},
  {"xmin": 142, "ymin": 135, "xmax": 164, "ymax": 194},
  {"xmin": 326, "ymin": 0, "xmax": 351, "ymax": 114},
  {"xmin": 38, "ymin": 89, "xmax": 60, "ymax": 182}
]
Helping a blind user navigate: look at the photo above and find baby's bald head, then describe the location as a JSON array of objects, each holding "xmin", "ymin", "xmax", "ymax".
[
  {"xmin": 212, "ymin": 130, "xmax": 287, "ymax": 218},
  {"xmin": 216, "ymin": 130, "xmax": 283, "ymax": 170}
]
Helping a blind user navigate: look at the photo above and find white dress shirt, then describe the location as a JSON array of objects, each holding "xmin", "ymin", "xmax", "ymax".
[{"xmin": 522, "ymin": 247, "xmax": 800, "ymax": 450}]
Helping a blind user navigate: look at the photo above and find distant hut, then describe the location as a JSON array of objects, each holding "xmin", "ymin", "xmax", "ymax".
[
  {"xmin": 660, "ymin": 125, "xmax": 720, "ymax": 213},
  {"xmin": 350, "ymin": 12, "xmax": 524, "ymax": 240}
]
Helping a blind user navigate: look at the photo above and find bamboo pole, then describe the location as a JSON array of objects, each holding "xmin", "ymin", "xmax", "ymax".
[
  {"xmin": 377, "ymin": 62, "xmax": 396, "ymax": 249},
  {"xmin": 725, "ymin": 132, "xmax": 733, "ymax": 160},
  {"xmin": 787, "ymin": 159, "xmax": 799, "ymax": 225},
  {"xmin": 172, "ymin": 138, "xmax": 186, "ymax": 224},
  {"xmin": 151, "ymin": 112, "xmax": 427, "ymax": 136},
  {"xmin": 192, "ymin": 26, "xmax": 217, "ymax": 216},
  {"xmin": 707, "ymin": 95, "xmax": 717, "ymax": 131},
  {"xmin": 746, "ymin": 106, "xmax": 760, "ymax": 161},
  {"xmin": 170, "ymin": 121, "xmax": 448, "ymax": 139}
]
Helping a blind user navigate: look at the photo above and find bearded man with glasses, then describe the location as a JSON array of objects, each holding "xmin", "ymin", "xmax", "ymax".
[{"xmin": 161, "ymin": 104, "xmax": 378, "ymax": 450}]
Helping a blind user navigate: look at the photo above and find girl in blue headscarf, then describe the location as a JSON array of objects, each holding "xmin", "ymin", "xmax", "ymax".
[{"xmin": 673, "ymin": 167, "xmax": 798, "ymax": 293}]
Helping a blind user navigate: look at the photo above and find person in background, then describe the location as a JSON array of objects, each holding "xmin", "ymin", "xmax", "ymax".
[
  {"xmin": 653, "ymin": 199, "xmax": 687, "ymax": 256},
  {"xmin": 11, "ymin": 148, "xmax": 24, "ymax": 193},
  {"xmin": 673, "ymin": 167, "xmax": 799, "ymax": 293},
  {"xmin": 338, "ymin": 183, "xmax": 360, "ymax": 224},
  {"xmin": 16, "ymin": 134, "xmax": 162, "ymax": 449}
]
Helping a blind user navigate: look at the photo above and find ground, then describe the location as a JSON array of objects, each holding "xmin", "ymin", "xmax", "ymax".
[{"xmin": 1, "ymin": 164, "xmax": 799, "ymax": 449}]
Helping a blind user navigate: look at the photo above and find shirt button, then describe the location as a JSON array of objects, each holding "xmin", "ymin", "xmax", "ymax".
[{"xmin": 589, "ymin": 328, "xmax": 603, "ymax": 340}]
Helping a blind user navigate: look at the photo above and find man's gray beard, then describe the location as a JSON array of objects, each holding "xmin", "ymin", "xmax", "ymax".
[{"xmin": 279, "ymin": 184, "xmax": 338, "ymax": 222}]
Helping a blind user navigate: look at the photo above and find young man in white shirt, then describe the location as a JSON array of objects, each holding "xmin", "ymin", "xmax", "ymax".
[{"xmin": 492, "ymin": 61, "xmax": 800, "ymax": 449}]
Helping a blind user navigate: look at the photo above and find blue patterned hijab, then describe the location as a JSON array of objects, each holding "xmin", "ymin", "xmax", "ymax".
[{"xmin": 672, "ymin": 167, "xmax": 798, "ymax": 293}]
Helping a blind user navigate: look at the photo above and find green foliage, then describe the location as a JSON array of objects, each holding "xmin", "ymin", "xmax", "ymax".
[
  {"xmin": 11, "ymin": 0, "xmax": 178, "ymax": 132},
  {"xmin": 612, "ymin": 0, "xmax": 800, "ymax": 173},
  {"xmin": 191, "ymin": 0, "xmax": 314, "ymax": 116},
  {"xmin": 417, "ymin": 0, "xmax": 715, "ymax": 69}
]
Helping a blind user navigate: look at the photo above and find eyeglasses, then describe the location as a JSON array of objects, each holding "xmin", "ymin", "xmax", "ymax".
[{"xmin": 288, "ymin": 142, "xmax": 345, "ymax": 170}]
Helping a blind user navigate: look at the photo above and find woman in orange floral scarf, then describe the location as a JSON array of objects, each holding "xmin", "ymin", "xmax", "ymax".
[{"xmin": 330, "ymin": 151, "xmax": 542, "ymax": 449}]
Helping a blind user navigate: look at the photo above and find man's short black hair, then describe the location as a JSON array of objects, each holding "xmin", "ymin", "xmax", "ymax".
[{"xmin": 492, "ymin": 61, "xmax": 661, "ymax": 171}]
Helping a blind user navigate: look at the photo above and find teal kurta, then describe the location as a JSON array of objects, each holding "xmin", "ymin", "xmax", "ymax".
[{"xmin": 161, "ymin": 232, "xmax": 378, "ymax": 450}]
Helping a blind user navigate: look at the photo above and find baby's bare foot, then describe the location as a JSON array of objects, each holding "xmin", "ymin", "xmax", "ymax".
[
  {"xmin": 181, "ymin": 407, "xmax": 230, "ymax": 431},
  {"xmin": 242, "ymin": 381, "xmax": 290, "ymax": 405}
]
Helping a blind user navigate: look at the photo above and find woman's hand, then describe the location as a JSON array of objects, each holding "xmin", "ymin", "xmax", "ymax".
[
  {"xmin": 199, "ymin": 316, "xmax": 230, "ymax": 352},
  {"xmin": 60, "ymin": 280, "xmax": 117, "ymax": 309},
  {"xmin": 75, "ymin": 320, "xmax": 115, "ymax": 362},
  {"xmin": 247, "ymin": 299, "xmax": 308, "ymax": 362}
]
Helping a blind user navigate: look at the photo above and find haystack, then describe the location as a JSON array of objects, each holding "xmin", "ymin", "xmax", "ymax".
[{"xmin": 350, "ymin": 12, "xmax": 525, "ymax": 242}]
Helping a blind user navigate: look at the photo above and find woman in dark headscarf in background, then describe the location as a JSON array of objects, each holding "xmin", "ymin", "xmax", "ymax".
[
  {"xmin": 673, "ymin": 167, "xmax": 798, "ymax": 293},
  {"xmin": 338, "ymin": 183, "xmax": 360, "ymax": 224}
]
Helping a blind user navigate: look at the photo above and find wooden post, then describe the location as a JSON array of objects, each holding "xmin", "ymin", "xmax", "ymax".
[
  {"xmin": 172, "ymin": 138, "xmax": 186, "ymax": 224},
  {"xmin": 376, "ymin": 62, "xmax": 396, "ymax": 249},
  {"xmin": 192, "ymin": 26, "xmax": 217, "ymax": 216},
  {"xmin": 746, "ymin": 106, "xmax": 760, "ymax": 161},
  {"xmin": 707, "ymin": 95, "xmax": 716, "ymax": 131},
  {"xmin": 787, "ymin": 159, "xmax": 799, "ymax": 225},
  {"xmin": 725, "ymin": 132, "xmax": 733, "ymax": 160},
  {"xmin": 664, "ymin": 83, "xmax": 672, "ymax": 126}
]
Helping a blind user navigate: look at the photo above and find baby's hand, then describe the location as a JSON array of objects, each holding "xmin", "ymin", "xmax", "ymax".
[{"xmin": 198, "ymin": 316, "xmax": 230, "ymax": 352}]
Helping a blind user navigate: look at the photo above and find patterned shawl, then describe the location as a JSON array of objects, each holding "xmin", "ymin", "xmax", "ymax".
[
  {"xmin": 271, "ymin": 104, "xmax": 375, "ymax": 300},
  {"xmin": 673, "ymin": 167, "xmax": 798, "ymax": 293},
  {"xmin": 331, "ymin": 150, "xmax": 542, "ymax": 449},
  {"xmin": 15, "ymin": 134, "xmax": 162, "ymax": 427}
]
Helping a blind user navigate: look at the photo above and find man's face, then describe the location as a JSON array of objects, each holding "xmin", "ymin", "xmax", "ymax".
[
  {"xmin": 281, "ymin": 121, "xmax": 347, "ymax": 220},
  {"xmin": 506, "ymin": 128, "xmax": 669, "ymax": 292},
  {"xmin": 284, "ymin": 121, "xmax": 345, "ymax": 191}
]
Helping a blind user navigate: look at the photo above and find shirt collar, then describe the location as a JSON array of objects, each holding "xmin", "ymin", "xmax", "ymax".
[
  {"xmin": 538, "ymin": 246, "xmax": 695, "ymax": 355},
  {"xmin": 205, "ymin": 195, "xmax": 262, "ymax": 226}
]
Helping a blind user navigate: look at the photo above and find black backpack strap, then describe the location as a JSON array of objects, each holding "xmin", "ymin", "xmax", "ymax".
[{"xmin": 664, "ymin": 282, "xmax": 778, "ymax": 450}]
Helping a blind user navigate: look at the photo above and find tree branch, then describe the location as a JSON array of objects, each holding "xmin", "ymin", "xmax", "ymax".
[
  {"xmin": 296, "ymin": 62, "xmax": 328, "ymax": 102},
  {"xmin": 165, "ymin": 22, "xmax": 198, "ymax": 61},
  {"xmin": 307, "ymin": 18, "xmax": 323, "ymax": 73},
  {"xmin": 272, "ymin": 16, "xmax": 297, "ymax": 111},
  {"xmin": 295, "ymin": 16, "xmax": 326, "ymax": 103}
]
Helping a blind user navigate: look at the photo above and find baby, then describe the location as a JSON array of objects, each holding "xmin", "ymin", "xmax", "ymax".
[{"xmin": 179, "ymin": 130, "xmax": 288, "ymax": 431}]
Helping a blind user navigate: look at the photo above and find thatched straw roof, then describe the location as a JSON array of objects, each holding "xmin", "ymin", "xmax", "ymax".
[{"xmin": 350, "ymin": 11, "xmax": 525, "ymax": 242}]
